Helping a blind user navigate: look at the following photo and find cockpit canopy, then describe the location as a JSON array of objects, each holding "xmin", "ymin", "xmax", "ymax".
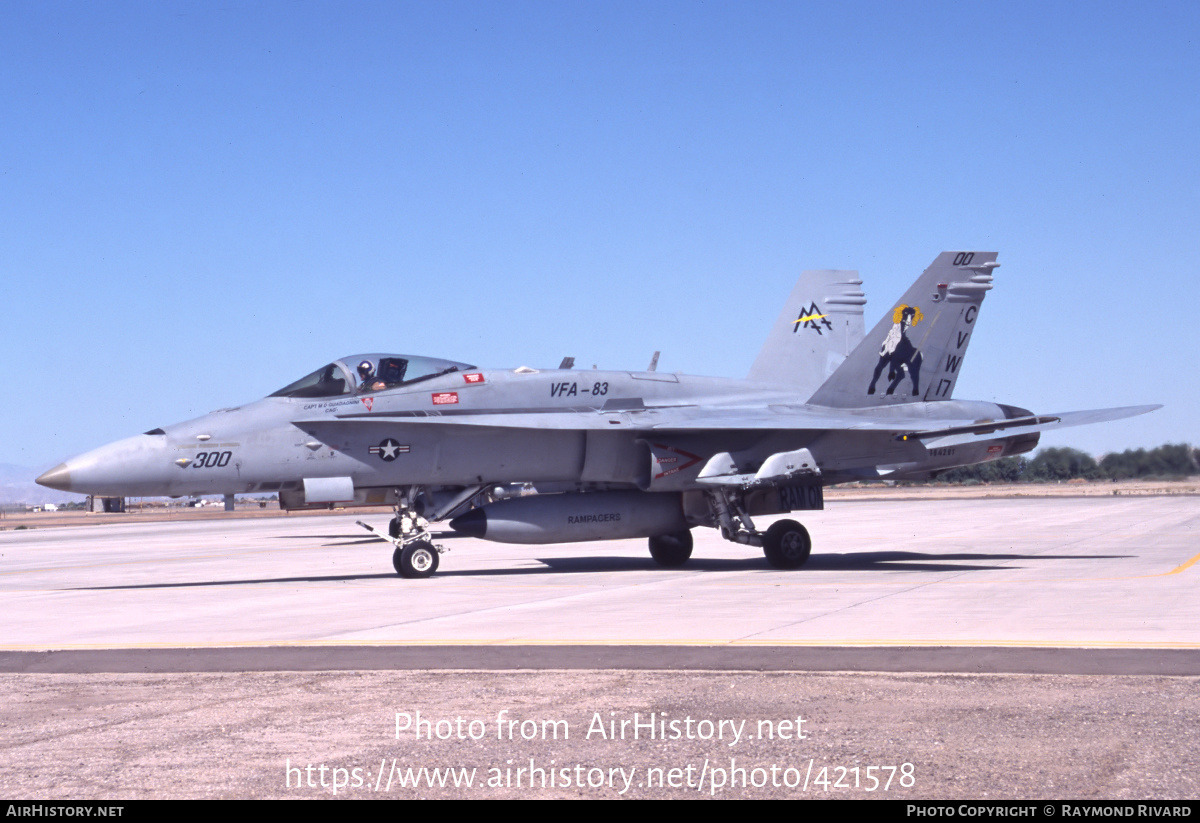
[{"xmin": 269, "ymin": 354, "xmax": 476, "ymax": 399}]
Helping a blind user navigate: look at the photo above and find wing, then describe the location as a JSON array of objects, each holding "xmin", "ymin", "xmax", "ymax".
[
  {"xmin": 294, "ymin": 404, "xmax": 1160, "ymax": 447},
  {"xmin": 295, "ymin": 404, "xmax": 934, "ymax": 433}
]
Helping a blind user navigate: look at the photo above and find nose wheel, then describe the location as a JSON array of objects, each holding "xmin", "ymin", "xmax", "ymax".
[
  {"xmin": 393, "ymin": 540, "xmax": 440, "ymax": 578},
  {"xmin": 358, "ymin": 502, "xmax": 445, "ymax": 579}
]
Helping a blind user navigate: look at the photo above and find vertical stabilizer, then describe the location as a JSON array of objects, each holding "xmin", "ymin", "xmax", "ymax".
[
  {"xmin": 747, "ymin": 270, "xmax": 867, "ymax": 394},
  {"xmin": 807, "ymin": 251, "xmax": 998, "ymax": 407}
]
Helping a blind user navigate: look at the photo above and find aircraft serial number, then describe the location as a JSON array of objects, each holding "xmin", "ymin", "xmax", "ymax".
[
  {"xmin": 550, "ymin": 382, "xmax": 609, "ymax": 398},
  {"xmin": 192, "ymin": 451, "xmax": 233, "ymax": 468}
]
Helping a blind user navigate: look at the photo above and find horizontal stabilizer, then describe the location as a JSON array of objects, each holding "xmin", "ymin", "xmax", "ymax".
[{"xmin": 915, "ymin": 405, "xmax": 1162, "ymax": 448}]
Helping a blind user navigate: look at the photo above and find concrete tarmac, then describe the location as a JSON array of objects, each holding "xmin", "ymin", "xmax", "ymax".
[
  {"xmin": 2, "ymin": 495, "xmax": 1197, "ymax": 652},
  {"xmin": 1, "ymin": 495, "xmax": 1198, "ymax": 799}
]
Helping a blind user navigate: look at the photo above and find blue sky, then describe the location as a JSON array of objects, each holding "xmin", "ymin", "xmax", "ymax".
[{"xmin": 3, "ymin": 0, "xmax": 1197, "ymax": 471}]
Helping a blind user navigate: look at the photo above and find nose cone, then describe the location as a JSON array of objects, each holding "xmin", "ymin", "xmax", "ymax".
[
  {"xmin": 36, "ymin": 463, "xmax": 73, "ymax": 492},
  {"xmin": 36, "ymin": 434, "xmax": 174, "ymax": 496}
]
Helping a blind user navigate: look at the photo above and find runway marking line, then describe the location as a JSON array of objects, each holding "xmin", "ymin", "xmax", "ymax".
[
  {"xmin": 3, "ymin": 639, "xmax": 1200, "ymax": 650},
  {"xmin": 1167, "ymin": 551, "xmax": 1200, "ymax": 575}
]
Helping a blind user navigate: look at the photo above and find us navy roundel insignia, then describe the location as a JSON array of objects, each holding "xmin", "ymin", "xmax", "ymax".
[{"xmin": 369, "ymin": 439, "xmax": 409, "ymax": 462}]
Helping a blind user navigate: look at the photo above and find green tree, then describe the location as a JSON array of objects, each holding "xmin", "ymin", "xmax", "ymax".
[
  {"xmin": 938, "ymin": 457, "xmax": 1026, "ymax": 484},
  {"xmin": 1025, "ymin": 448, "xmax": 1099, "ymax": 481},
  {"xmin": 1100, "ymin": 443, "xmax": 1198, "ymax": 479}
]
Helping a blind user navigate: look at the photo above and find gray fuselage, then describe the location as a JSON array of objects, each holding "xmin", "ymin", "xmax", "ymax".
[{"xmin": 40, "ymin": 357, "xmax": 1031, "ymax": 500}]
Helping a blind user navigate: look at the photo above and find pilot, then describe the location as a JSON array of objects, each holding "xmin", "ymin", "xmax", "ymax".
[
  {"xmin": 378, "ymin": 358, "xmax": 407, "ymax": 386},
  {"xmin": 358, "ymin": 360, "xmax": 384, "ymax": 392}
]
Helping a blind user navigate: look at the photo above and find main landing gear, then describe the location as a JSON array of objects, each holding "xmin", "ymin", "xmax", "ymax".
[
  {"xmin": 648, "ymin": 530, "xmax": 694, "ymax": 567},
  {"xmin": 762, "ymin": 519, "xmax": 811, "ymax": 570},
  {"xmin": 644, "ymin": 488, "xmax": 814, "ymax": 570},
  {"xmin": 644, "ymin": 516, "xmax": 811, "ymax": 570},
  {"xmin": 704, "ymin": 488, "xmax": 814, "ymax": 570}
]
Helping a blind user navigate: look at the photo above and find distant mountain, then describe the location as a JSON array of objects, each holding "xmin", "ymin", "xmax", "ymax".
[{"xmin": 0, "ymin": 463, "xmax": 85, "ymax": 506}]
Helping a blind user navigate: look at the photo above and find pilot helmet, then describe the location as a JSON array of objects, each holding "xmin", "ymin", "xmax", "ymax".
[{"xmin": 357, "ymin": 360, "xmax": 375, "ymax": 379}]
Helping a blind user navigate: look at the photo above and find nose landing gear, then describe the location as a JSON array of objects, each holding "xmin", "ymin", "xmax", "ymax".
[
  {"xmin": 394, "ymin": 540, "xmax": 439, "ymax": 578},
  {"xmin": 358, "ymin": 484, "xmax": 487, "ymax": 578},
  {"xmin": 358, "ymin": 490, "xmax": 444, "ymax": 579}
]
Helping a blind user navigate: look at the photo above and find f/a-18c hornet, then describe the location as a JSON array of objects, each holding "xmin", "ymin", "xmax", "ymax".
[{"xmin": 38, "ymin": 252, "xmax": 1158, "ymax": 578}]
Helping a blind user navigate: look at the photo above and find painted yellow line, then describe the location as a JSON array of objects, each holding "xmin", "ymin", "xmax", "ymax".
[
  {"xmin": 3, "ymin": 639, "xmax": 1200, "ymax": 650},
  {"xmin": 1167, "ymin": 550, "xmax": 1200, "ymax": 575}
]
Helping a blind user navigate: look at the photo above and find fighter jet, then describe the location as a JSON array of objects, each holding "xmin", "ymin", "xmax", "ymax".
[{"xmin": 37, "ymin": 252, "xmax": 1158, "ymax": 578}]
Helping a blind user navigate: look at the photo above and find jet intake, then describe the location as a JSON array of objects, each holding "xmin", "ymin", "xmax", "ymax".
[{"xmin": 449, "ymin": 491, "xmax": 689, "ymax": 545}]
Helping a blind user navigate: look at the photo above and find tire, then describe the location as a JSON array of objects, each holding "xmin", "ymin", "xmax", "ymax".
[
  {"xmin": 762, "ymin": 519, "xmax": 811, "ymax": 570},
  {"xmin": 648, "ymin": 530, "xmax": 693, "ymax": 567},
  {"xmin": 394, "ymin": 540, "xmax": 440, "ymax": 578}
]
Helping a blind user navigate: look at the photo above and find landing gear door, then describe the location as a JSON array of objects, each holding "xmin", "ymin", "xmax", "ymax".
[{"xmin": 744, "ymin": 480, "xmax": 824, "ymax": 517}]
